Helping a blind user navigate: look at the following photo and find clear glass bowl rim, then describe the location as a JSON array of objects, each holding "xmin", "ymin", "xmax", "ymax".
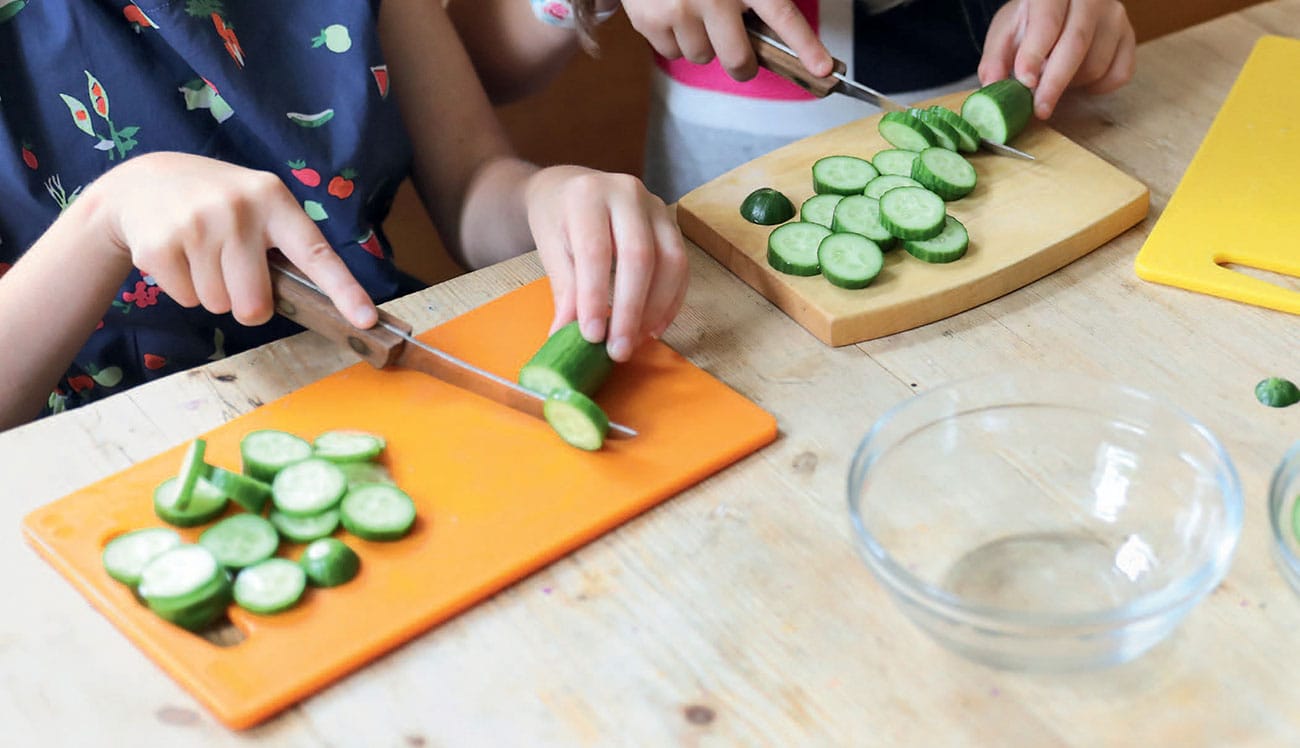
[{"xmin": 1267, "ymin": 441, "xmax": 1300, "ymax": 581}]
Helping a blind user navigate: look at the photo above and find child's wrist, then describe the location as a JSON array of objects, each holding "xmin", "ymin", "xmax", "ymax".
[{"xmin": 529, "ymin": 0, "xmax": 621, "ymax": 30}]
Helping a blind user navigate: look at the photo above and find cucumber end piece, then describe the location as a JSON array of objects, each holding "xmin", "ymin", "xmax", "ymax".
[{"xmin": 543, "ymin": 389, "xmax": 609, "ymax": 451}]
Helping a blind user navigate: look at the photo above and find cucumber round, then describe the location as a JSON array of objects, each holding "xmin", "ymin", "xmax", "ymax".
[
  {"xmin": 199, "ymin": 514, "xmax": 281, "ymax": 569},
  {"xmin": 270, "ymin": 508, "xmax": 341, "ymax": 543},
  {"xmin": 863, "ymin": 175, "xmax": 923, "ymax": 201},
  {"xmin": 299, "ymin": 538, "xmax": 361, "ymax": 588},
  {"xmin": 102, "ymin": 528, "xmax": 183, "ymax": 587},
  {"xmin": 879, "ymin": 187, "xmax": 947, "ymax": 241},
  {"xmin": 831, "ymin": 195, "xmax": 896, "ymax": 249},
  {"xmin": 312, "ymin": 430, "xmax": 386, "ymax": 464},
  {"xmin": 911, "ymin": 147, "xmax": 977, "ymax": 201},
  {"xmin": 518, "ymin": 321, "xmax": 614, "ymax": 398},
  {"xmin": 878, "ymin": 111, "xmax": 936, "ymax": 151},
  {"xmin": 871, "ymin": 149, "xmax": 919, "ymax": 178},
  {"xmin": 543, "ymin": 388, "xmax": 610, "ymax": 452},
  {"xmin": 234, "ymin": 558, "xmax": 307, "ymax": 615},
  {"xmin": 767, "ymin": 221, "xmax": 832, "ymax": 276},
  {"xmin": 910, "ymin": 108, "xmax": 960, "ymax": 152},
  {"xmin": 240, "ymin": 430, "xmax": 313, "ymax": 483},
  {"xmin": 811, "ymin": 155, "xmax": 879, "ymax": 196},
  {"xmin": 340, "ymin": 484, "xmax": 417, "ymax": 541},
  {"xmin": 961, "ymin": 78, "xmax": 1033, "ymax": 144},
  {"xmin": 739, "ymin": 187, "xmax": 796, "ymax": 225},
  {"xmin": 154, "ymin": 476, "xmax": 228, "ymax": 528},
  {"xmin": 817, "ymin": 233, "xmax": 884, "ymax": 290},
  {"xmin": 272, "ymin": 458, "xmax": 348, "ymax": 517},
  {"xmin": 207, "ymin": 466, "xmax": 272, "ymax": 514},
  {"xmin": 799, "ymin": 193, "xmax": 844, "ymax": 229},
  {"xmin": 926, "ymin": 106, "xmax": 981, "ymax": 153},
  {"xmin": 903, "ymin": 215, "xmax": 970, "ymax": 263},
  {"xmin": 138, "ymin": 545, "xmax": 223, "ymax": 611}
]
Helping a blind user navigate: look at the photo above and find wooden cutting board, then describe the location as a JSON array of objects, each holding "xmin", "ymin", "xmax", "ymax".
[
  {"xmin": 677, "ymin": 91, "xmax": 1150, "ymax": 346},
  {"xmin": 1135, "ymin": 35, "xmax": 1300, "ymax": 313},
  {"xmin": 21, "ymin": 279, "xmax": 777, "ymax": 730}
]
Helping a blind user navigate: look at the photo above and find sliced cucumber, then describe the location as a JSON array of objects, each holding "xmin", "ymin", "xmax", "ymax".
[
  {"xmin": 863, "ymin": 174, "xmax": 923, "ymax": 201},
  {"xmin": 926, "ymin": 106, "xmax": 981, "ymax": 153},
  {"xmin": 767, "ymin": 221, "xmax": 832, "ymax": 276},
  {"xmin": 910, "ymin": 108, "xmax": 960, "ymax": 152},
  {"xmin": 1256, "ymin": 377, "xmax": 1300, "ymax": 408},
  {"xmin": 518, "ymin": 321, "xmax": 614, "ymax": 397},
  {"xmin": 240, "ymin": 430, "xmax": 313, "ymax": 483},
  {"xmin": 543, "ymin": 388, "xmax": 610, "ymax": 452},
  {"xmin": 102, "ymin": 528, "xmax": 182, "ymax": 586},
  {"xmin": 173, "ymin": 438, "xmax": 209, "ymax": 512},
  {"xmin": 879, "ymin": 186, "xmax": 946, "ymax": 241},
  {"xmin": 313, "ymin": 430, "xmax": 386, "ymax": 464},
  {"xmin": 233, "ymin": 558, "xmax": 307, "ymax": 615},
  {"xmin": 911, "ymin": 147, "xmax": 977, "ymax": 201},
  {"xmin": 961, "ymin": 78, "xmax": 1033, "ymax": 144},
  {"xmin": 207, "ymin": 466, "xmax": 272, "ymax": 514},
  {"xmin": 338, "ymin": 461, "xmax": 395, "ymax": 488},
  {"xmin": 137, "ymin": 544, "xmax": 222, "ymax": 610},
  {"xmin": 740, "ymin": 187, "xmax": 796, "ymax": 225},
  {"xmin": 878, "ymin": 111, "xmax": 936, "ymax": 151},
  {"xmin": 817, "ymin": 233, "xmax": 884, "ymax": 290},
  {"xmin": 272, "ymin": 458, "xmax": 348, "ymax": 517},
  {"xmin": 799, "ymin": 193, "xmax": 844, "ymax": 228},
  {"xmin": 299, "ymin": 538, "xmax": 361, "ymax": 588},
  {"xmin": 872, "ymin": 149, "xmax": 919, "ymax": 178},
  {"xmin": 270, "ymin": 508, "xmax": 341, "ymax": 543},
  {"xmin": 340, "ymin": 484, "xmax": 417, "ymax": 541},
  {"xmin": 154, "ymin": 476, "xmax": 228, "ymax": 528},
  {"xmin": 903, "ymin": 215, "xmax": 969, "ymax": 263},
  {"xmin": 811, "ymin": 155, "xmax": 879, "ymax": 196},
  {"xmin": 199, "ymin": 514, "xmax": 280, "ymax": 569},
  {"xmin": 831, "ymin": 195, "xmax": 896, "ymax": 249}
]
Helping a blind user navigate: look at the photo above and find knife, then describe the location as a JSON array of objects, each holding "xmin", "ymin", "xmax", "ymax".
[
  {"xmin": 744, "ymin": 19, "xmax": 1035, "ymax": 161},
  {"xmin": 267, "ymin": 256, "xmax": 637, "ymax": 439}
]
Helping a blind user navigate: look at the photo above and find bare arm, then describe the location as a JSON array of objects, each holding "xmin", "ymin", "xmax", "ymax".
[{"xmin": 446, "ymin": 0, "xmax": 584, "ymax": 105}]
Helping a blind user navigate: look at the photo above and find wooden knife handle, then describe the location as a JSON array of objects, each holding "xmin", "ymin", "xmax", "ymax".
[
  {"xmin": 744, "ymin": 13, "xmax": 846, "ymax": 98},
  {"xmin": 268, "ymin": 252, "xmax": 412, "ymax": 369}
]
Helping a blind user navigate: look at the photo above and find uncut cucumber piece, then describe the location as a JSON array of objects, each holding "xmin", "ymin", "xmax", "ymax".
[
  {"xmin": 961, "ymin": 78, "xmax": 1033, "ymax": 144},
  {"xmin": 154, "ymin": 476, "xmax": 228, "ymax": 528},
  {"xmin": 340, "ymin": 484, "xmax": 417, "ymax": 541},
  {"xmin": 878, "ymin": 111, "xmax": 936, "ymax": 151},
  {"xmin": 313, "ymin": 430, "xmax": 386, "ymax": 464},
  {"xmin": 543, "ymin": 388, "xmax": 610, "ymax": 452},
  {"xmin": 911, "ymin": 147, "xmax": 978, "ymax": 201},
  {"xmin": 903, "ymin": 215, "xmax": 969, "ymax": 263},
  {"xmin": 102, "ymin": 528, "xmax": 182, "ymax": 586},
  {"xmin": 240, "ymin": 430, "xmax": 313, "ymax": 483},
  {"xmin": 199, "ymin": 514, "xmax": 281, "ymax": 569},
  {"xmin": 270, "ymin": 508, "xmax": 341, "ymax": 543},
  {"xmin": 234, "ymin": 558, "xmax": 307, "ymax": 615},
  {"xmin": 272, "ymin": 458, "xmax": 348, "ymax": 517},
  {"xmin": 811, "ymin": 155, "xmax": 879, "ymax": 195},
  {"xmin": 767, "ymin": 222, "xmax": 832, "ymax": 276},
  {"xmin": 926, "ymin": 106, "xmax": 981, "ymax": 153},
  {"xmin": 799, "ymin": 193, "xmax": 844, "ymax": 228},
  {"xmin": 518, "ymin": 321, "xmax": 614, "ymax": 397},
  {"xmin": 879, "ymin": 186, "xmax": 946, "ymax": 241},
  {"xmin": 817, "ymin": 233, "xmax": 884, "ymax": 290},
  {"xmin": 872, "ymin": 149, "xmax": 919, "ymax": 178},
  {"xmin": 863, "ymin": 175, "xmax": 923, "ymax": 201},
  {"xmin": 740, "ymin": 187, "xmax": 796, "ymax": 225},
  {"xmin": 299, "ymin": 538, "xmax": 361, "ymax": 588},
  {"xmin": 831, "ymin": 195, "xmax": 896, "ymax": 249}
]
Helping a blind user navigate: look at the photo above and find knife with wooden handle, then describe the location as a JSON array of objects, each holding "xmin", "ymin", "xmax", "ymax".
[
  {"xmin": 744, "ymin": 14, "xmax": 1035, "ymax": 161},
  {"xmin": 267, "ymin": 254, "xmax": 637, "ymax": 439}
]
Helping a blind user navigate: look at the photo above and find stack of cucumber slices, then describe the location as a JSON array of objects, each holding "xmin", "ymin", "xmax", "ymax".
[
  {"xmin": 740, "ymin": 79, "xmax": 1033, "ymax": 289},
  {"xmin": 102, "ymin": 428, "xmax": 416, "ymax": 631}
]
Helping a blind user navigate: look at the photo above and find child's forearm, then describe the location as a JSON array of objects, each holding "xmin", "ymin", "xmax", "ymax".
[
  {"xmin": 0, "ymin": 185, "xmax": 132, "ymax": 430},
  {"xmin": 447, "ymin": 0, "xmax": 583, "ymax": 105}
]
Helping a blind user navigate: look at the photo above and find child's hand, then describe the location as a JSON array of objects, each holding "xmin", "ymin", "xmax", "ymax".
[
  {"xmin": 978, "ymin": 0, "xmax": 1135, "ymax": 119},
  {"xmin": 622, "ymin": 0, "xmax": 832, "ymax": 81},
  {"xmin": 101, "ymin": 152, "xmax": 377, "ymax": 329},
  {"xmin": 525, "ymin": 166, "xmax": 689, "ymax": 362}
]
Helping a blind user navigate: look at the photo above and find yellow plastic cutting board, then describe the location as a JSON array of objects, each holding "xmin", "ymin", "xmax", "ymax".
[
  {"xmin": 678, "ymin": 90, "xmax": 1150, "ymax": 346},
  {"xmin": 1135, "ymin": 35, "xmax": 1300, "ymax": 314},
  {"xmin": 22, "ymin": 279, "xmax": 777, "ymax": 730}
]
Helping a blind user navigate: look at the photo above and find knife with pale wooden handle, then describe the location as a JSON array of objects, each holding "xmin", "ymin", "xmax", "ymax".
[{"xmin": 267, "ymin": 255, "xmax": 637, "ymax": 439}]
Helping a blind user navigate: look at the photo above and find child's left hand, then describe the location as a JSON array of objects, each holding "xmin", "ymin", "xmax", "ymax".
[
  {"xmin": 524, "ymin": 166, "xmax": 689, "ymax": 363},
  {"xmin": 978, "ymin": 0, "xmax": 1136, "ymax": 119}
]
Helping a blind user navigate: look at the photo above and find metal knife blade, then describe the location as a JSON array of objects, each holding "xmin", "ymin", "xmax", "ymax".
[
  {"xmin": 748, "ymin": 27, "xmax": 1036, "ymax": 161},
  {"xmin": 269, "ymin": 259, "xmax": 637, "ymax": 440}
]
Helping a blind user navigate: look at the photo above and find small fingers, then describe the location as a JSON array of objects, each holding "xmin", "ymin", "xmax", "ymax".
[
  {"xmin": 1014, "ymin": 0, "xmax": 1067, "ymax": 90},
  {"xmin": 641, "ymin": 212, "xmax": 690, "ymax": 340},
  {"xmin": 564, "ymin": 178, "xmax": 614, "ymax": 344},
  {"xmin": 222, "ymin": 230, "xmax": 275, "ymax": 326},
  {"xmin": 704, "ymin": 8, "xmax": 759, "ymax": 81},
  {"xmin": 752, "ymin": 0, "xmax": 831, "ymax": 77},
  {"xmin": 673, "ymin": 14, "xmax": 715, "ymax": 65},
  {"xmin": 977, "ymin": 1, "xmax": 1023, "ymax": 85},
  {"xmin": 1087, "ymin": 14, "xmax": 1135, "ymax": 95},
  {"xmin": 142, "ymin": 248, "xmax": 200, "ymax": 309},
  {"xmin": 605, "ymin": 189, "xmax": 657, "ymax": 362},
  {"xmin": 1032, "ymin": 2, "xmax": 1097, "ymax": 118}
]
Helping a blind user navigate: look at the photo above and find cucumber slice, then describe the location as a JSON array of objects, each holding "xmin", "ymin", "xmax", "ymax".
[
  {"xmin": 154, "ymin": 476, "xmax": 228, "ymax": 528},
  {"xmin": 863, "ymin": 174, "xmax": 923, "ymax": 201},
  {"xmin": 817, "ymin": 233, "xmax": 884, "ymax": 290},
  {"xmin": 518, "ymin": 321, "xmax": 614, "ymax": 397},
  {"xmin": 1256, "ymin": 377, "xmax": 1300, "ymax": 408},
  {"xmin": 926, "ymin": 106, "xmax": 981, "ymax": 153},
  {"xmin": 299, "ymin": 538, "xmax": 361, "ymax": 588},
  {"xmin": 313, "ymin": 430, "xmax": 386, "ymax": 464},
  {"xmin": 338, "ymin": 461, "xmax": 396, "ymax": 488},
  {"xmin": 910, "ymin": 108, "xmax": 959, "ymax": 152},
  {"xmin": 240, "ymin": 430, "xmax": 313, "ymax": 483},
  {"xmin": 902, "ymin": 215, "xmax": 969, "ymax": 263},
  {"xmin": 155, "ymin": 578, "xmax": 233, "ymax": 631},
  {"xmin": 340, "ymin": 484, "xmax": 417, "ymax": 541},
  {"xmin": 961, "ymin": 78, "xmax": 1033, "ymax": 144},
  {"xmin": 799, "ymin": 193, "xmax": 844, "ymax": 228},
  {"xmin": 767, "ymin": 221, "xmax": 832, "ymax": 276},
  {"xmin": 871, "ymin": 149, "xmax": 919, "ymax": 178},
  {"xmin": 270, "ymin": 508, "xmax": 341, "ymax": 543},
  {"xmin": 830, "ymin": 195, "xmax": 896, "ymax": 249},
  {"xmin": 102, "ymin": 528, "xmax": 182, "ymax": 586},
  {"xmin": 879, "ymin": 187, "xmax": 946, "ymax": 241},
  {"xmin": 272, "ymin": 458, "xmax": 348, "ymax": 517},
  {"xmin": 137, "ymin": 544, "xmax": 222, "ymax": 609},
  {"xmin": 739, "ymin": 187, "xmax": 796, "ymax": 225},
  {"xmin": 911, "ymin": 147, "xmax": 977, "ymax": 201},
  {"xmin": 233, "ymin": 558, "xmax": 307, "ymax": 615},
  {"xmin": 173, "ymin": 438, "xmax": 209, "ymax": 512},
  {"xmin": 199, "ymin": 514, "xmax": 280, "ymax": 569},
  {"xmin": 878, "ymin": 111, "xmax": 936, "ymax": 151},
  {"xmin": 543, "ymin": 388, "xmax": 610, "ymax": 451},
  {"xmin": 811, "ymin": 155, "xmax": 879, "ymax": 196},
  {"xmin": 207, "ymin": 466, "xmax": 272, "ymax": 514}
]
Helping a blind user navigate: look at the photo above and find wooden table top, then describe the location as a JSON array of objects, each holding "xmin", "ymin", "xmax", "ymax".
[{"xmin": 5, "ymin": 3, "xmax": 1300, "ymax": 744}]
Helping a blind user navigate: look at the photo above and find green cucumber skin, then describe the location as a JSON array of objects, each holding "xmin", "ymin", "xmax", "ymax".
[
  {"xmin": 518, "ymin": 321, "xmax": 614, "ymax": 397},
  {"xmin": 1256, "ymin": 377, "xmax": 1300, "ymax": 408},
  {"xmin": 961, "ymin": 79, "xmax": 1033, "ymax": 144},
  {"xmin": 543, "ymin": 388, "xmax": 610, "ymax": 452},
  {"xmin": 740, "ymin": 188, "xmax": 796, "ymax": 225}
]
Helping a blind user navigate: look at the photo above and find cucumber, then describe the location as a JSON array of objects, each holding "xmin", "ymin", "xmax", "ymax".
[
  {"xmin": 799, "ymin": 193, "xmax": 844, "ymax": 228},
  {"xmin": 767, "ymin": 221, "xmax": 832, "ymax": 276},
  {"xmin": 270, "ymin": 508, "xmax": 341, "ymax": 543},
  {"xmin": 138, "ymin": 545, "xmax": 231, "ymax": 631},
  {"xmin": 1256, "ymin": 377, "xmax": 1300, "ymax": 408},
  {"xmin": 154, "ymin": 476, "xmax": 228, "ymax": 528},
  {"xmin": 878, "ymin": 111, "xmax": 936, "ymax": 151},
  {"xmin": 207, "ymin": 466, "xmax": 272, "ymax": 514},
  {"xmin": 338, "ymin": 461, "xmax": 396, "ymax": 488},
  {"xmin": 173, "ymin": 438, "xmax": 209, "ymax": 512},
  {"xmin": 543, "ymin": 388, "xmax": 610, "ymax": 452},
  {"xmin": 199, "ymin": 514, "xmax": 281, "ymax": 569},
  {"xmin": 240, "ymin": 430, "xmax": 313, "ymax": 483},
  {"xmin": 299, "ymin": 538, "xmax": 361, "ymax": 587},
  {"xmin": 340, "ymin": 484, "xmax": 417, "ymax": 541},
  {"xmin": 811, "ymin": 155, "xmax": 879, "ymax": 196},
  {"xmin": 272, "ymin": 458, "xmax": 348, "ymax": 517},
  {"xmin": 872, "ymin": 149, "xmax": 919, "ymax": 178},
  {"xmin": 879, "ymin": 186, "xmax": 946, "ymax": 241},
  {"xmin": 910, "ymin": 108, "xmax": 959, "ymax": 152},
  {"xmin": 313, "ymin": 430, "xmax": 386, "ymax": 464},
  {"xmin": 911, "ymin": 147, "xmax": 977, "ymax": 201},
  {"xmin": 902, "ymin": 215, "xmax": 969, "ymax": 263},
  {"xmin": 518, "ymin": 321, "xmax": 614, "ymax": 397},
  {"xmin": 831, "ymin": 195, "xmax": 896, "ymax": 249},
  {"xmin": 233, "ymin": 558, "xmax": 307, "ymax": 615},
  {"xmin": 863, "ymin": 174, "xmax": 923, "ymax": 201},
  {"xmin": 817, "ymin": 233, "xmax": 884, "ymax": 290},
  {"xmin": 102, "ymin": 528, "xmax": 183, "ymax": 586},
  {"xmin": 961, "ymin": 78, "xmax": 1033, "ymax": 144},
  {"xmin": 740, "ymin": 187, "xmax": 796, "ymax": 225},
  {"xmin": 926, "ymin": 106, "xmax": 981, "ymax": 153}
]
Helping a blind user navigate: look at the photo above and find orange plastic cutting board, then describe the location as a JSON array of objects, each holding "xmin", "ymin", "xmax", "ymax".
[
  {"xmin": 677, "ymin": 90, "xmax": 1150, "ymax": 346},
  {"xmin": 21, "ymin": 279, "xmax": 777, "ymax": 730},
  {"xmin": 1135, "ymin": 35, "xmax": 1300, "ymax": 314}
]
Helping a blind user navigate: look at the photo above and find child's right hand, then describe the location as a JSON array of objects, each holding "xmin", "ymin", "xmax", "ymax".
[
  {"xmin": 96, "ymin": 152, "xmax": 377, "ymax": 329},
  {"xmin": 621, "ymin": 0, "xmax": 832, "ymax": 81}
]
